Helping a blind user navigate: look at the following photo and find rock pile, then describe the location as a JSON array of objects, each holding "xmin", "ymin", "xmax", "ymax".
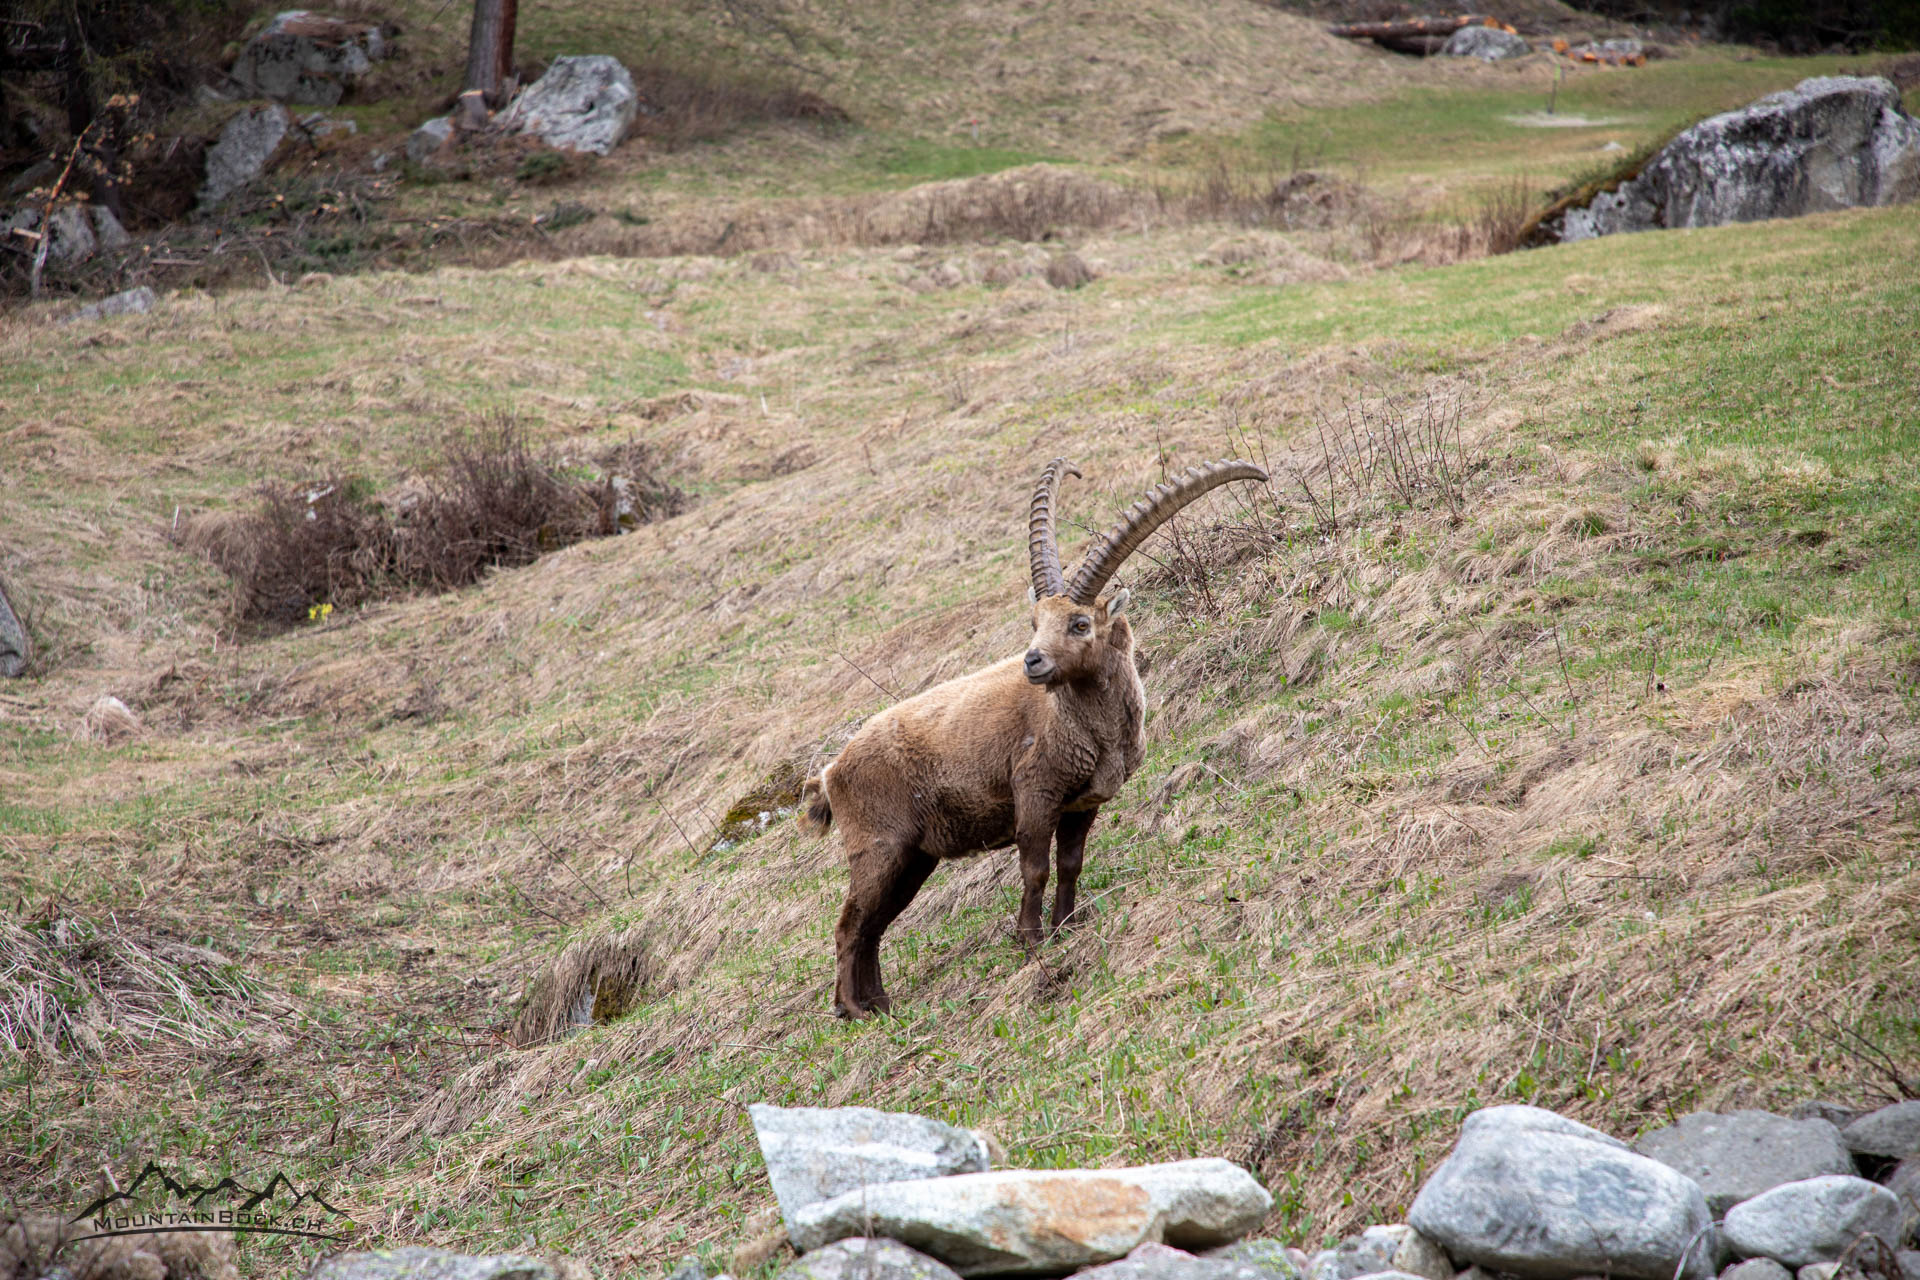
[
  {"xmin": 738, "ymin": 1100, "xmax": 1917, "ymax": 1280},
  {"xmin": 229, "ymin": 10, "xmax": 389, "ymax": 107},
  {"xmin": 1547, "ymin": 76, "xmax": 1920, "ymax": 241}
]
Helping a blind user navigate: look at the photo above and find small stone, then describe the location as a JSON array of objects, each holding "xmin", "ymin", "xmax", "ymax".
[
  {"xmin": 407, "ymin": 117, "xmax": 455, "ymax": 166},
  {"xmin": 1789, "ymin": 1102, "xmax": 1857, "ymax": 1128},
  {"xmin": 65, "ymin": 286, "xmax": 157, "ymax": 325},
  {"xmin": 1841, "ymin": 1100, "xmax": 1920, "ymax": 1158},
  {"xmin": 1079, "ymin": 1242, "xmax": 1286, "ymax": 1280},
  {"xmin": 306, "ymin": 1247, "xmax": 557, "ymax": 1280},
  {"xmin": 1634, "ymin": 1110, "xmax": 1855, "ymax": 1215},
  {"xmin": 778, "ymin": 1240, "xmax": 963, "ymax": 1280},
  {"xmin": 1722, "ymin": 1175, "xmax": 1902, "ymax": 1267},
  {"xmin": 1203, "ymin": 1239, "xmax": 1304, "ymax": 1280},
  {"xmin": 667, "ymin": 1258, "xmax": 704, "ymax": 1280},
  {"xmin": 1721, "ymin": 1261, "xmax": 1794, "ymax": 1280},
  {"xmin": 1795, "ymin": 1267, "xmax": 1840, "ymax": 1280},
  {"xmin": 1306, "ymin": 1227, "xmax": 1446, "ymax": 1280}
]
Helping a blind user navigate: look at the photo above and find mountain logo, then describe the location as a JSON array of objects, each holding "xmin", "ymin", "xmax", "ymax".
[{"xmin": 68, "ymin": 1161, "xmax": 352, "ymax": 1244}]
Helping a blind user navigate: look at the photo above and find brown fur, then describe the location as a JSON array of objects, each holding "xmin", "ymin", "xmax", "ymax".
[{"xmin": 804, "ymin": 592, "xmax": 1145, "ymax": 1018}]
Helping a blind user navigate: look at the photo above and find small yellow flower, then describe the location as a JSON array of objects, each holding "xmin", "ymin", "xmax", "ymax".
[{"xmin": 308, "ymin": 602, "xmax": 334, "ymax": 622}]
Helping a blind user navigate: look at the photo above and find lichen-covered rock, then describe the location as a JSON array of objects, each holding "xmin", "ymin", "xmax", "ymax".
[
  {"xmin": 1840, "ymin": 1100, "xmax": 1920, "ymax": 1158},
  {"xmin": 406, "ymin": 116, "xmax": 454, "ymax": 166},
  {"xmin": 1549, "ymin": 76, "xmax": 1920, "ymax": 241},
  {"xmin": 0, "ymin": 578, "xmax": 28, "ymax": 678},
  {"xmin": 1203, "ymin": 1239, "xmax": 1306, "ymax": 1280},
  {"xmin": 66, "ymin": 286, "xmax": 158, "ymax": 325},
  {"xmin": 496, "ymin": 56, "xmax": 638, "ymax": 156},
  {"xmin": 1634, "ymin": 1110, "xmax": 1855, "ymax": 1215},
  {"xmin": 776, "ymin": 1239, "xmax": 963, "ymax": 1280},
  {"xmin": 1721, "ymin": 1176, "xmax": 1903, "ymax": 1267},
  {"xmin": 230, "ymin": 10, "xmax": 388, "ymax": 107},
  {"xmin": 200, "ymin": 105, "xmax": 291, "ymax": 206},
  {"xmin": 1408, "ymin": 1105, "xmax": 1714, "ymax": 1280},
  {"xmin": 788, "ymin": 1159, "xmax": 1272, "ymax": 1275},
  {"xmin": 747, "ymin": 1104, "xmax": 991, "ymax": 1229},
  {"xmin": 1442, "ymin": 26, "xmax": 1530, "ymax": 60}
]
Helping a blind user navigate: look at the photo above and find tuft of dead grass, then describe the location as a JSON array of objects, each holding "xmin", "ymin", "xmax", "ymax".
[{"xmin": 509, "ymin": 926, "xmax": 656, "ymax": 1048}]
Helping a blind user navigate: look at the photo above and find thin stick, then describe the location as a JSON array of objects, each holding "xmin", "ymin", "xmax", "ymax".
[{"xmin": 836, "ymin": 650, "xmax": 898, "ymax": 700}]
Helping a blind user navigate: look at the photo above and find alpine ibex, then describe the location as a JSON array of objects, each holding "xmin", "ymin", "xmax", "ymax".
[{"xmin": 800, "ymin": 457, "xmax": 1268, "ymax": 1018}]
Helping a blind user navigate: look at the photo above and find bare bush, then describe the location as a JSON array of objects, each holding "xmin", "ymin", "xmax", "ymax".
[
  {"xmin": 1291, "ymin": 391, "xmax": 1469, "ymax": 534},
  {"xmin": 1476, "ymin": 177, "xmax": 1538, "ymax": 256},
  {"xmin": 197, "ymin": 421, "xmax": 687, "ymax": 629}
]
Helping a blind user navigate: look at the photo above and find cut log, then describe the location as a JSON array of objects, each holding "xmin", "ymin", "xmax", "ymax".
[{"xmin": 1327, "ymin": 15, "xmax": 1481, "ymax": 40}]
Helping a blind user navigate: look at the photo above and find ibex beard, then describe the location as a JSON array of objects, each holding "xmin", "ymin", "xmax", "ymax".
[{"xmin": 800, "ymin": 456, "xmax": 1267, "ymax": 1019}]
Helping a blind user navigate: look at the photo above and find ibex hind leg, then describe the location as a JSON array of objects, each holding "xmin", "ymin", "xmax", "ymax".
[{"xmin": 833, "ymin": 841, "xmax": 937, "ymax": 1019}]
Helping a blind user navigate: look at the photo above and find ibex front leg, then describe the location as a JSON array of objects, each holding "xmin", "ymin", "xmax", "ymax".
[{"xmin": 1013, "ymin": 809, "xmax": 1058, "ymax": 951}]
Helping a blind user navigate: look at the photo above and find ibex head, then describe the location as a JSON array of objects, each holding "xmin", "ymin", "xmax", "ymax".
[{"xmin": 1021, "ymin": 455, "xmax": 1268, "ymax": 688}]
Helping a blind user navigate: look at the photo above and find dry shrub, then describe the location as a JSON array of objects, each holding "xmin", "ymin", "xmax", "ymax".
[
  {"xmin": 200, "ymin": 421, "xmax": 688, "ymax": 628},
  {"xmin": 1475, "ymin": 176, "xmax": 1538, "ymax": 256},
  {"xmin": 1171, "ymin": 161, "xmax": 1372, "ymax": 232},
  {"xmin": 896, "ymin": 168, "xmax": 1137, "ymax": 245}
]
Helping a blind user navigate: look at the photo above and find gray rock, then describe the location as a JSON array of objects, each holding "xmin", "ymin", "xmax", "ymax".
[
  {"xmin": 1794, "ymin": 1267, "xmax": 1840, "ymax": 1280},
  {"xmin": 1722, "ymin": 1261, "xmax": 1794, "ymax": 1280},
  {"xmin": 1549, "ymin": 76, "xmax": 1920, "ymax": 242},
  {"xmin": 1635, "ymin": 1111, "xmax": 1855, "ymax": 1215},
  {"xmin": 1842, "ymin": 1101, "xmax": 1920, "ymax": 1159},
  {"xmin": 1789, "ymin": 1102, "xmax": 1858, "ymax": 1128},
  {"xmin": 1442, "ymin": 25, "xmax": 1530, "ymax": 60},
  {"xmin": 1408, "ymin": 1105, "xmax": 1714, "ymax": 1280},
  {"xmin": 1203, "ymin": 1239, "xmax": 1304, "ymax": 1280},
  {"xmin": 65, "ymin": 286, "xmax": 157, "ymax": 325},
  {"xmin": 748, "ymin": 1104, "xmax": 991, "ymax": 1229},
  {"xmin": 1723, "ymin": 1176, "xmax": 1902, "ymax": 1266},
  {"xmin": 779, "ymin": 1239, "xmax": 963, "ymax": 1280},
  {"xmin": 305, "ymin": 1247, "xmax": 555, "ymax": 1280},
  {"xmin": 407, "ymin": 116, "xmax": 455, "ymax": 165},
  {"xmin": 1891, "ymin": 1157, "xmax": 1919, "ymax": 1208},
  {"xmin": 230, "ymin": 10, "xmax": 388, "ymax": 106},
  {"xmin": 787, "ymin": 1159, "xmax": 1273, "ymax": 1275},
  {"xmin": 0, "ymin": 577, "xmax": 29, "ymax": 678},
  {"xmin": 200, "ymin": 105, "xmax": 291, "ymax": 206},
  {"xmin": 1306, "ymin": 1228, "xmax": 1449, "ymax": 1280},
  {"xmin": 496, "ymin": 55, "xmax": 637, "ymax": 156},
  {"xmin": 1896, "ymin": 1251, "xmax": 1920, "ymax": 1280},
  {"xmin": 90, "ymin": 205, "xmax": 130, "ymax": 252},
  {"xmin": 667, "ymin": 1258, "xmax": 705, "ymax": 1280},
  {"xmin": 1079, "ymin": 1242, "xmax": 1285, "ymax": 1280}
]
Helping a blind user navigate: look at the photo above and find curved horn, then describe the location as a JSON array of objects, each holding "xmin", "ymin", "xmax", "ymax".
[
  {"xmin": 1065, "ymin": 459, "xmax": 1268, "ymax": 604},
  {"xmin": 1028, "ymin": 457, "xmax": 1082, "ymax": 599}
]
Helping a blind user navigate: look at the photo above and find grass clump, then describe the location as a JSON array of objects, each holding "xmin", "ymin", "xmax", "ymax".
[{"xmin": 197, "ymin": 422, "xmax": 688, "ymax": 629}]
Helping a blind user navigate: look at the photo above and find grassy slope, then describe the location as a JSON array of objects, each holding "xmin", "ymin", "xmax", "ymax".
[{"xmin": 5, "ymin": 9, "xmax": 1920, "ymax": 1278}]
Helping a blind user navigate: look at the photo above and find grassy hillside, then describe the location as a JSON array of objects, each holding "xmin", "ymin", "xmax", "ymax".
[{"xmin": 4, "ymin": 8, "xmax": 1919, "ymax": 1279}]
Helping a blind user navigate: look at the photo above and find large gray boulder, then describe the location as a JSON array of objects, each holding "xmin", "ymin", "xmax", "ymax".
[
  {"xmin": 1551, "ymin": 76, "xmax": 1920, "ymax": 241},
  {"xmin": 748, "ymin": 1104, "xmax": 992, "ymax": 1229},
  {"xmin": 1077, "ymin": 1242, "xmax": 1287, "ymax": 1280},
  {"xmin": 1408, "ymin": 1105, "xmax": 1715, "ymax": 1280},
  {"xmin": 1841, "ymin": 1100, "xmax": 1920, "ymax": 1159},
  {"xmin": 230, "ymin": 11, "xmax": 388, "ymax": 107},
  {"xmin": 305, "ymin": 1247, "xmax": 555, "ymax": 1280},
  {"xmin": 1442, "ymin": 25, "xmax": 1530, "ymax": 60},
  {"xmin": 2, "ymin": 203, "xmax": 127, "ymax": 265},
  {"xmin": 787, "ymin": 1159, "xmax": 1273, "ymax": 1274},
  {"xmin": 777, "ymin": 1238, "xmax": 964, "ymax": 1280},
  {"xmin": 200, "ymin": 105, "xmax": 291, "ymax": 206},
  {"xmin": 496, "ymin": 56, "xmax": 638, "ymax": 156},
  {"xmin": 1722, "ymin": 1175, "xmax": 1903, "ymax": 1266},
  {"xmin": 1634, "ymin": 1111, "xmax": 1855, "ymax": 1215}
]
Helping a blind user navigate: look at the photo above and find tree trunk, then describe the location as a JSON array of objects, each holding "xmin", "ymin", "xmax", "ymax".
[{"xmin": 464, "ymin": 0, "xmax": 518, "ymax": 108}]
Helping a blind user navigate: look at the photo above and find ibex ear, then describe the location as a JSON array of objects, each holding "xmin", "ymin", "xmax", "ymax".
[
  {"xmin": 1027, "ymin": 585, "xmax": 1038, "ymax": 604},
  {"xmin": 1105, "ymin": 588, "xmax": 1131, "ymax": 618}
]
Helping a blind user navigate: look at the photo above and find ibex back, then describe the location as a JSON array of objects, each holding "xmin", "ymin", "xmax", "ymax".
[{"xmin": 800, "ymin": 456, "xmax": 1267, "ymax": 1019}]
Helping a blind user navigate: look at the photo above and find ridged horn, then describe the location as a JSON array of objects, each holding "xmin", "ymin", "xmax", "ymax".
[
  {"xmin": 1065, "ymin": 459, "xmax": 1269, "ymax": 604},
  {"xmin": 1028, "ymin": 457, "xmax": 1082, "ymax": 599}
]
